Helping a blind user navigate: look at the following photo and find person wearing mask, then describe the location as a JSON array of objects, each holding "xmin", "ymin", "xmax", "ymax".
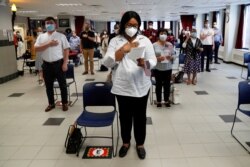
[
  {"xmin": 185, "ymin": 26, "xmax": 191, "ymax": 36},
  {"xmin": 35, "ymin": 27, "xmax": 45, "ymax": 86},
  {"xmin": 179, "ymin": 29, "xmax": 186, "ymax": 54},
  {"xmin": 103, "ymin": 11, "xmax": 157, "ymax": 159},
  {"xmin": 143, "ymin": 21, "xmax": 157, "ymax": 43},
  {"xmin": 108, "ymin": 23, "xmax": 120, "ymax": 44},
  {"xmin": 69, "ymin": 31, "xmax": 81, "ymax": 51},
  {"xmin": 182, "ymin": 29, "xmax": 203, "ymax": 85},
  {"xmin": 200, "ymin": 20, "xmax": 214, "ymax": 72},
  {"xmin": 34, "ymin": 17, "xmax": 70, "ymax": 112},
  {"xmin": 80, "ymin": 20, "xmax": 96, "ymax": 75},
  {"xmin": 100, "ymin": 30, "xmax": 109, "ymax": 56},
  {"xmin": 213, "ymin": 22, "xmax": 223, "ymax": 64},
  {"xmin": 166, "ymin": 29, "xmax": 175, "ymax": 45},
  {"xmin": 65, "ymin": 28, "xmax": 72, "ymax": 42},
  {"xmin": 16, "ymin": 30, "xmax": 23, "ymax": 58},
  {"xmin": 153, "ymin": 28, "xmax": 175, "ymax": 107}
]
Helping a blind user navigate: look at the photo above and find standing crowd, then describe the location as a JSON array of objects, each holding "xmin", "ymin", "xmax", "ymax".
[{"xmin": 18, "ymin": 11, "xmax": 223, "ymax": 160}]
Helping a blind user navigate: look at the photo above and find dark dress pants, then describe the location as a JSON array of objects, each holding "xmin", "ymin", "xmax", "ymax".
[
  {"xmin": 214, "ymin": 41, "xmax": 220, "ymax": 63},
  {"xmin": 154, "ymin": 69, "xmax": 172, "ymax": 103},
  {"xmin": 201, "ymin": 45, "xmax": 213, "ymax": 71},
  {"xmin": 116, "ymin": 91, "xmax": 149, "ymax": 146},
  {"xmin": 42, "ymin": 60, "xmax": 68, "ymax": 105}
]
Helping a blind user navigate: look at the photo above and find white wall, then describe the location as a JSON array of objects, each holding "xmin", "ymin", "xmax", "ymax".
[
  {"xmin": 223, "ymin": 5, "xmax": 240, "ymax": 62},
  {"xmin": 195, "ymin": 14, "xmax": 204, "ymax": 37},
  {"xmin": 0, "ymin": 4, "xmax": 17, "ymax": 78}
]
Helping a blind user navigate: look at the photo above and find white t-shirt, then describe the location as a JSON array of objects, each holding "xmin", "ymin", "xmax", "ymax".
[
  {"xmin": 103, "ymin": 34, "xmax": 157, "ymax": 97},
  {"xmin": 35, "ymin": 31, "xmax": 70, "ymax": 62},
  {"xmin": 200, "ymin": 28, "xmax": 214, "ymax": 45}
]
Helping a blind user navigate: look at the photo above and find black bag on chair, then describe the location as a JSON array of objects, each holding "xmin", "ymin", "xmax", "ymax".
[{"xmin": 65, "ymin": 125, "xmax": 83, "ymax": 154}]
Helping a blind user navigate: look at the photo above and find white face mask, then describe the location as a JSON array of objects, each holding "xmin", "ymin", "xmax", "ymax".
[
  {"xmin": 159, "ymin": 34, "xmax": 167, "ymax": 41},
  {"xmin": 37, "ymin": 32, "xmax": 42, "ymax": 36},
  {"xmin": 205, "ymin": 24, "xmax": 209, "ymax": 28},
  {"xmin": 191, "ymin": 32, "xmax": 197, "ymax": 38},
  {"xmin": 125, "ymin": 27, "xmax": 137, "ymax": 37},
  {"xmin": 149, "ymin": 25, "xmax": 153, "ymax": 29}
]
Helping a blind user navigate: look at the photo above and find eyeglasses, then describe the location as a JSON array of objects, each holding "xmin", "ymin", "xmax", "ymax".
[{"xmin": 126, "ymin": 24, "xmax": 138, "ymax": 28}]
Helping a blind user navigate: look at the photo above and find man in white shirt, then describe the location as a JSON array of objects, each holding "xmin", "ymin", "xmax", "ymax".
[
  {"xmin": 200, "ymin": 20, "xmax": 214, "ymax": 72},
  {"xmin": 35, "ymin": 17, "xmax": 70, "ymax": 112}
]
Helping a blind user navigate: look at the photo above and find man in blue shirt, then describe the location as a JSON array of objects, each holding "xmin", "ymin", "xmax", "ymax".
[
  {"xmin": 69, "ymin": 31, "xmax": 80, "ymax": 51},
  {"xmin": 213, "ymin": 22, "xmax": 223, "ymax": 64}
]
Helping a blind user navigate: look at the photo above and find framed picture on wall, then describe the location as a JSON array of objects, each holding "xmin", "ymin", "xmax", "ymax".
[{"xmin": 59, "ymin": 19, "xmax": 70, "ymax": 27}]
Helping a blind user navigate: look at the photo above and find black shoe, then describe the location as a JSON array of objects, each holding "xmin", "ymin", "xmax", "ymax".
[
  {"xmin": 62, "ymin": 103, "xmax": 68, "ymax": 111},
  {"xmin": 119, "ymin": 144, "xmax": 130, "ymax": 157},
  {"xmin": 165, "ymin": 101, "xmax": 171, "ymax": 107},
  {"xmin": 136, "ymin": 146, "xmax": 146, "ymax": 159},
  {"xmin": 157, "ymin": 103, "xmax": 162, "ymax": 107},
  {"xmin": 206, "ymin": 69, "xmax": 211, "ymax": 72},
  {"xmin": 215, "ymin": 62, "xmax": 220, "ymax": 64},
  {"xmin": 45, "ymin": 104, "xmax": 55, "ymax": 112},
  {"xmin": 201, "ymin": 69, "xmax": 204, "ymax": 72}
]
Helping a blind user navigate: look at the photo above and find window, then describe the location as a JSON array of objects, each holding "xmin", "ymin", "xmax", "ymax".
[
  {"xmin": 243, "ymin": 5, "xmax": 250, "ymax": 49},
  {"xmin": 153, "ymin": 21, "xmax": 157, "ymax": 29},
  {"xmin": 216, "ymin": 12, "xmax": 221, "ymax": 30},
  {"xmin": 164, "ymin": 21, "xmax": 170, "ymax": 29},
  {"xmin": 140, "ymin": 21, "xmax": 144, "ymax": 31},
  {"xmin": 110, "ymin": 21, "xmax": 116, "ymax": 33}
]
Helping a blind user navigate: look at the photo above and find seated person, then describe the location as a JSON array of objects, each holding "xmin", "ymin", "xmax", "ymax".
[
  {"xmin": 69, "ymin": 31, "xmax": 80, "ymax": 52},
  {"xmin": 69, "ymin": 31, "xmax": 81, "ymax": 65}
]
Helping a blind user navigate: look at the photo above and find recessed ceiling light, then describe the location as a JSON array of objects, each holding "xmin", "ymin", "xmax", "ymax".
[
  {"xmin": 56, "ymin": 3, "xmax": 82, "ymax": 7},
  {"xmin": 17, "ymin": 10, "xmax": 38, "ymax": 13}
]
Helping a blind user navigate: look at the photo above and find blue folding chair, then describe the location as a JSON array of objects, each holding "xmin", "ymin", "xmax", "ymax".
[
  {"xmin": 247, "ymin": 63, "xmax": 250, "ymax": 80},
  {"xmin": 54, "ymin": 63, "xmax": 78, "ymax": 106},
  {"xmin": 178, "ymin": 53, "xmax": 186, "ymax": 71},
  {"xmin": 76, "ymin": 82, "xmax": 119, "ymax": 157},
  {"xmin": 241, "ymin": 52, "xmax": 250, "ymax": 79},
  {"xmin": 231, "ymin": 81, "xmax": 250, "ymax": 154}
]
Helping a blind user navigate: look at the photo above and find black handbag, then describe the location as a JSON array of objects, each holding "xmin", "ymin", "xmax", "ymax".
[
  {"xmin": 65, "ymin": 125, "xmax": 83, "ymax": 154},
  {"xmin": 174, "ymin": 71, "xmax": 184, "ymax": 83}
]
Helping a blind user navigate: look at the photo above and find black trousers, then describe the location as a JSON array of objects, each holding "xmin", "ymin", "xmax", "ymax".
[
  {"xmin": 116, "ymin": 91, "xmax": 149, "ymax": 146},
  {"xmin": 201, "ymin": 45, "xmax": 213, "ymax": 71},
  {"xmin": 214, "ymin": 41, "xmax": 220, "ymax": 63},
  {"xmin": 154, "ymin": 69, "xmax": 172, "ymax": 103},
  {"xmin": 42, "ymin": 59, "xmax": 68, "ymax": 105}
]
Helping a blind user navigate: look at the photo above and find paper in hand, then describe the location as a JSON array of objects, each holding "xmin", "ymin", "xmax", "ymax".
[
  {"xmin": 144, "ymin": 60, "xmax": 151, "ymax": 76},
  {"xmin": 127, "ymin": 47, "xmax": 145, "ymax": 63}
]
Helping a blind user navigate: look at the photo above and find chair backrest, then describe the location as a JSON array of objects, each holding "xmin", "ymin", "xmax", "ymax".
[
  {"xmin": 248, "ymin": 63, "xmax": 250, "ymax": 80},
  {"xmin": 238, "ymin": 81, "xmax": 250, "ymax": 107},
  {"xmin": 179, "ymin": 54, "xmax": 186, "ymax": 64},
  {"xmin": 66, "ymin": 64, "xmax": 75, "ymax": 80},
  {"xmin": 82, "ymin": 82, "xmax": 115, "ymax": 109},
  {"xmin": 243, "ymin": 52, "xmax": 250, "ymax": 64}
]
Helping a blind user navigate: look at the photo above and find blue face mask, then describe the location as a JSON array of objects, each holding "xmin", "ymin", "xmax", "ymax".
[{"xmin": 46, "ymin": 24, "xmax": 55, "ymax": 32}]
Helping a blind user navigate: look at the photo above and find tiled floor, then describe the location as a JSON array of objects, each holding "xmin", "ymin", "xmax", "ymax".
[{"xmin": 0, "ymin": 60, "xmax": 250, "ymax": 167}]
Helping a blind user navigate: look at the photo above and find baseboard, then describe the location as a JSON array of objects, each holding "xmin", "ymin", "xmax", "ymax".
[{"xmin": 0, "ymin": 72, "xmax": 19, "ymax": 84}]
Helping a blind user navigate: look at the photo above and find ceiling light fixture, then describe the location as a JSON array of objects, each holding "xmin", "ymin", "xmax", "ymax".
[
  {"xmin": 11, "ymin": 3, "xmax": 17, "ymax": 12},
  {"xmin": 56, "ymin": 3, "xmax": 82, "ymax": 7}
]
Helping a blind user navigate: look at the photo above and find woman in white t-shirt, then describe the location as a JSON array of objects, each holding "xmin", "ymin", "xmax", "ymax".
[{"xmin": 103, "ymin": 11, "xmax": 157, "ymax": 160}]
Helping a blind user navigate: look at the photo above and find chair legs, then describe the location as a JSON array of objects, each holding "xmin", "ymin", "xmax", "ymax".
[
  {"xmin": 76, "ymin": 117, "xmax": 120, "ymax": 157},
  {"xmin": 69, "ymin": 82, "xmax": 78, "ymax": 106},
  {"xmin": 231, "ymin": 109, "xmax": 250, "ymax": 154},
  {"xmin": 241, "ymin": 66, "xmax": 245, "ymax": 79},
  {"xmin": 54, "ymin": 83, "xmax": 78, "ymax": 106}
]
